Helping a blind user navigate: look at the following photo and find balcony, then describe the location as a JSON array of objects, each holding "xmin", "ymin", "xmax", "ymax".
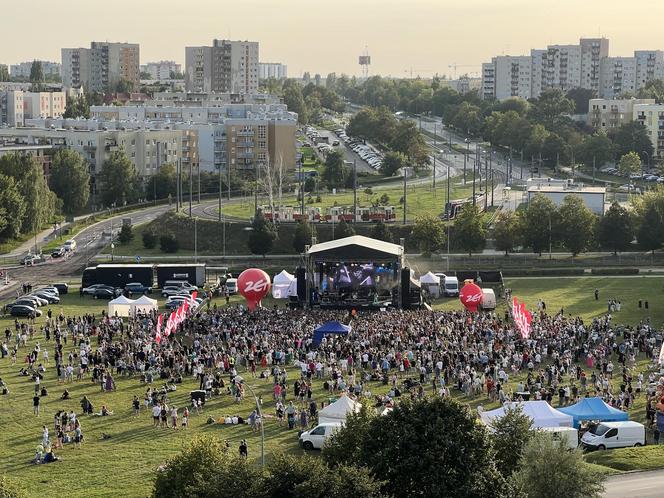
[
  {"xmin": 238, "ymin": 141, "xmax": 254, "ymax": 148},
  {"xmin": 237, "ymin": 152, "xmax": 254, "ymax": 159},
  {"xmin": 237, "ymin": 130, "xmax": 254, "ymax": 137}
]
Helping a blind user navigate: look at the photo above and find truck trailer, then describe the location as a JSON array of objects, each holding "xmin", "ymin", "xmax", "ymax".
[
  {"xmin": 82, "ymin": 264, "xmax": 155, "ymax": 288},
  {"xmin": 156, "ymin": 264, "xmax": 206, "ymax": 288}
]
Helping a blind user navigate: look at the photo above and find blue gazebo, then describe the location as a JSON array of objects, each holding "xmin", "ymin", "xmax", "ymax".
[
  {"xmin": 312, "ymin": 321, "xmax": 351, "ymax": 348},
  {"xmin": 558, "ymin": 397, "xmax": 629, "ymax": 428}
]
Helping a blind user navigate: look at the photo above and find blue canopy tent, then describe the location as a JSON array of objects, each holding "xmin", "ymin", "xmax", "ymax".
[
  {"xmin": 312, "ymin": 321, "xmax": 351, "ymax": 348},
  {"xmin": 558, "ymin": 397, "xmax": 629, "ymax": 428}
]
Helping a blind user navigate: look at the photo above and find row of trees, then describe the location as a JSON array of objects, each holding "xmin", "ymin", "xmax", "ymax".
[
  {"xmin": 150, "ymin": 398, "xmax": 604, "ymax": 498},
  {"xmin": 270, "ymin": 78, "xmax": 345, "ymax": 125}
]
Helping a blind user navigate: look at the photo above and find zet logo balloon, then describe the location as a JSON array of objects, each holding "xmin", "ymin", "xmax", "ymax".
[
  {"xmin": 237, "ymin": 268, "xmax": 271, "ymax": 311},
  {"xmin": 459, "ymin": 282, "xmax": 483, "ymax": 312}
]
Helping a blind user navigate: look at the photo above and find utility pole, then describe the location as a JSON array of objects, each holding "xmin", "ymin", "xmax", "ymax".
[
  {"xmin": 353, "ymin": 159, "xmax": 357, "ymax": 223},
  {"xmin": 484, "ymin": 155, "xmax": 488, "ymax": 211},
  {"xmin": 472, "ymin": 149, "xmax": 477, "ymax": 205},
  {"xmin": 433, "ymin": 155, "xmax": 436, "ymax": 191},
  {"xmin": 176, "ymin": 158, "xmax": 181, "ymax": 211},
  {"xmin": 218, "ymin": 167, "xmax": 222, "ymax": 223},
  {"xmin": 593, "ymin": 155, "xmax": 596, "ymax": 184},
  {"xmin": 198, "ymin": 165, "xmax": 201, "ymax": 204},
  {"xmin": 463, "ymin": 139, "xmax": 469, "ymax": 184},
  {"xmin": 490, "ymin": 154, "xmax": 494, "ymax": 207}
]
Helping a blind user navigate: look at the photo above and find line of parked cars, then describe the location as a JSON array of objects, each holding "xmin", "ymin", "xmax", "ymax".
[
  {"xmin": 80, "ymin": 280, "xmax": 203, "ymax": 312},
  {"xmin": 601, "ymin": 167, "xmax": 664, "ymax": 192},
  {"xmin": 19, "ymin": 239, "xmax": 77, "ymax": 266},
  {"xmin": 4, "ymin": 283, "xmax": 68, "ymax": 318},
  {"xmin": 334, "ymin": 128, "xmax": 383, "ymax": 170}
]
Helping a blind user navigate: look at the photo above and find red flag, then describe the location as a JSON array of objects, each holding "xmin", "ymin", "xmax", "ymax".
[
  {"xmin": 165, "ymin": 311, "xmax": 176, "ymax": 336},
  {"xmin": 156, "ymin": 314, "xmax": 163, "ymax": 336},
  {"xmin": 183, "ymin": 299, "xmax": 189, "ymax": 316},
  {"xmin": 512, "ymin": 297, "xmax": 532, "ymax": 339},
  {"xmin": 191, "ymin": 290, "xmax": 197, "ymax": 301},
  {"xmin": 155, "ymin": 333, "xmax": 162, "ymax": 345}
]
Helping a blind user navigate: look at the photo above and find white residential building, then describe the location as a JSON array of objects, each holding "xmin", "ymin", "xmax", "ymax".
[
  {"xmin": 61, "ymin": 42, "xmax": 140, "ymax": 92},
  {"xmin": 599, "ymin": 57, "xmax": 638, "ymax": 99},
  {"xmin": 588, "ymin": 98, "xmax": 655, "ymax": 130},
  {"xmin": 185, "ymin": 40, "xmax": 259, "ymax": 94},
  {"xmin": 141, "ymin": 61, "xmax": 182, "ymax": 81},
  {"xmin": 259, "ymin": 63, "xmax": 288, "ymax": 80},
  {"xmin": 0, "ymin": 90, "xmax": 66, "ymax": 126},
  {"xmin": 0, "ymin": 91, "xmax": 24, "ymax": 126}
]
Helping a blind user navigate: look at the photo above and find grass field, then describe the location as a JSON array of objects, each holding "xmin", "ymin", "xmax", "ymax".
[
  {"xmin": 222, "ymin": 178, "xmax": 474, "ymax": 220},
  {"xmin": 1, "ymin": 276, "xmax": 663, "ymax": 496}
]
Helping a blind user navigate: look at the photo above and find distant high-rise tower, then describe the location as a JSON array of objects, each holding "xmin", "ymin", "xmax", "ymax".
[{"xmin": 359, "ymin": 47, "xmax": 371, "ymax": 79}]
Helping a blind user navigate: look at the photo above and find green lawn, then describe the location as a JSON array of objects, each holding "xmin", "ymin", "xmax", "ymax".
[
  {"xmin": 1, "ymin": 277, "xmax": 663, "ymax": 496},
  {"xmin": 585, "ymin": 445, "xmax": 664, "ymax": 472},
  {"xmin": 223, "ymin": 179, "xmax": 474, "ymax": 220}
]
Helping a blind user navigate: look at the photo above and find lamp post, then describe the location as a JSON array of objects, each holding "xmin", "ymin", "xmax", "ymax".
[
  {"xmin": 463, "ymin": 138, "xmax": 470, "ymax": 185},
  {"xmin": 110, "ymin": 243, "xmax": 115, "ymax": 262},
  {"xmin": 243, "ymin": 383, "xmax": 265, "ymax": 470},
  {"xmin": 642, "ymin": 150, "xmax": 650, "ymax": 175}
]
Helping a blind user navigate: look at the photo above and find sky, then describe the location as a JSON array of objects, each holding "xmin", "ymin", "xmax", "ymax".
[{"xmin": 3, "ymin": 0, "xmax": 664, "ymax": 78}]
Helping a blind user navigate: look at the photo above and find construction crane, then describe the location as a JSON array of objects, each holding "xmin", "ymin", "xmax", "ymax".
[{"xmin": 448, "ymin": 64, "xmax": 477, "ymax": 79}]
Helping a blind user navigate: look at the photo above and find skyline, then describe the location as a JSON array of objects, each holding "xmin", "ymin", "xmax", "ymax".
[{"xmin": 3, "ymin": 0, "xmax": 664, "ymax": 78}]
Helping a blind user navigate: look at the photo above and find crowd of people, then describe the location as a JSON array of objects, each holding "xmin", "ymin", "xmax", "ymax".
[{"xmin": 2, "ymin": 295, "xmax": 664, "ymax": 464}]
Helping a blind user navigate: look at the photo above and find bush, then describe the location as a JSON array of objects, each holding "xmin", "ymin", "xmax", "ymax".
[
  {"xmin": 118, "ymin": 224, "xmax": 133, "ymax": 244},
  {"xmin": 142, "ymin": 229, "xmax": 158, "ymax": 249},
  {"xmin": 591, "ymin": 267, "xmax": 639, "ymax": 275},
  {"xmin": 159, "ymin": 232, "xmax": 179, "ymax": 253}
]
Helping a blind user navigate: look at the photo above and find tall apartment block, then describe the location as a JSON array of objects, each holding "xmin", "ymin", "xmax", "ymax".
[
  {"xmin": 61, "ymin": 42, "xmax": 140, "ymax": 92},
  {"xmin": 185, "ymin": 40, "xmax": 259, "ymax": 94},
  {"xmin": 10, "ymin": 61, "xmax": 61, "ymax": 79},
  {"xmin": 259, "ymin": 63, "xmax": 288, "ymax": 80}
]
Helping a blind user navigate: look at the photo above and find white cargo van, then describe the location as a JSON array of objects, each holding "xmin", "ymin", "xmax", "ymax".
[
  {"xmin": 481, "ymin": 289, "xmax": 496, "ymax": 310},
  {"xmin": 581, "ymin": 421, "xmax": 645, "ymax": 450},
  {"xmin": 299, "ymin": 423, "xmax": 342, "ymax": 450},
  {"xmin": 443, "ymin": 276, "xmax": 459, "ymax": 297},
  {"xmin": 225, "ymin": 278, "xmax": 238, "ymax": 295},
  {"xmin": 541, "ymin": 426, "xmax": 579, "ymax": 450},
  {"xmin": 63, "ymin": 239, "xmax": 77, "ymax": 252}
]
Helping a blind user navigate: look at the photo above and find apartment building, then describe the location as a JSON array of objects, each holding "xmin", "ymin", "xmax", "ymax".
[
  {"xmin": 440, "ymin": 76, "xmax": 482, "ymax": 95},
  {"xmin": 588, "ymin": 98, "xmax": 654, "ymax": 130},
  {"xmin": 61, "ymin": 42, "xmax": 140, "ymax": 92},
  {"xmin": 10, "ymin": 61, "xmax": 61, "ymax": 79},
  {"xmin": 259, "ymin": 63, "xmax": 288, "ymax": 80},
  {"xmin": 599, "ymin": 57, "xmax": 638, "ymax": 99},
  {"xmin": 580, "ymin": 38, "xmax": 610, "ymax": 94},
  {"xmin": 635, "ymin": 51, "xmax": 664, "ymax": 87},
  {"xmin": 141, "ymin": 61, "xmax": 182, "ymax": 81},
  {"xmin": 0, "ymin": 90, "xmax": 66, "ymax": 126},
  {"xmin": 494, "ymin": 56, "xmax": 533, "ymax": 100},
  {"xmin": 634, "ymin": 103, "xmax": 664, "ymax": 159},
  {"xmin": 185, "ymin": 40, "xmax": 259, "ymax": 94}
]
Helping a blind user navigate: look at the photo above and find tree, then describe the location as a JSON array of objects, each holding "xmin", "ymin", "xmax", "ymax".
[
  {"xmin": 0, "ymin": 66, "xmax": 9, "ymax": 81},
  {"xmin": 324, "ymin": 397, "xmax": 506, "ymax": 498},
  {"xmin": 142, "ymin": 228, "xmax": 158, "ymax": 249},
  {"xmin": 609, "ymin": 121, "xmax": 653, "ymax": 163},
  {"xmin": 411, "ymin": 213, "xmax": 446, "ymax": 257},
  {"xmin": 637, "ymin": 78, "xmax": 664, "ymax": 103},
  {"xmin": 99, "ymin": 151, "xmax": 141, "ymax": 207},
  {"xmin": 493, "ymin": 211, "xmax": 522, "ymax": 255},
  {"xmin": 293, "ymin": 221, "xmax": 314, "ymax": 253},
  {"xmin": 380, "ymin": 151, "xmax": 406, "ymax": 177},
  {"xmin": 576, "ymin": 133, "xmax": 613, "ymax": 170},
  {"xmin": 598, "ymin": 202, "xmax": 634, "ymax": 254},
  {"xmin": 514, "ymin": 434, "xmax": 604, "ymax": 498},
  {"xmin": 389, "ymin": 120, "xmax": 430, "ymax": 169},
  {"xmin": 558, "ymin": 195, "xmax": 597, "ymax": 256},
  {"xmin": 49, "ymin": 149, "xmax": 90, "ymax": 215},
  {"xmin": 159, "ymin": 232, "xmax": 179, "ymax": 253},
  {"xmin": 29, "ymin": 60, "xmax": 44, "ymax": 92},
  {"xmin": 0, "ymin": 174, "xmax": 26, "ymax": 241},
  {"xmin": 0, "ymin": 475, "xmax": 28, "ymax": 498},
  {"xmin": 149, "ymin": 163, "xmax": 177, "ymax": 200},
  {"xmin": 248, "ymin": 210, "xmax": 277, "ymax": 255},
  {"xmin": 521, "ymin": 194, "xmax": 558, "ymax": 255},
  {"xmin": 118, "ymin": 224, "xmax": 133, "ymax": 244},
  {"xmin": 63, "ymin": 94, "xmax": 90, "ymax": 119},
  {"xmin": 370, "ymin": 220, "xmax": 393, "ymax": 242},
  {"xmin": 283, "ymin": 80, "xmax": 308, "ymax": 124},
  {"xmin": 321, "ymin": 150, "xmax": 348, "ymax": 190},
  {"xmin": 152, "ymin": 435, "xmax": 260, "ymax": 498},
  {"xmin": 618, "ymin": 151, "xmax": 642, "ymax": 176},
  {"xmin": 490, "ymin": 406, "xmax": 536, "ymax": 478},
  {"xmin": 334, "ymin": 218, "xmax": 355, "ymax": 239},
  {"xmin": 566, "ymin": 88, "xmax": 596, "ymax": 114},
  {"xmin": 454, "ymin": 203, "xmax": 486, "ymax": 256},
  {"xmin": 530, "ymin": 89, "xmax": 575, "ymax": 128}
]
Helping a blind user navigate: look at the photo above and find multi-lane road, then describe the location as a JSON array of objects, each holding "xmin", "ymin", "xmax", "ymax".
[{"xmin": 603, "ymin": 470, "xmax": 664, "ymax": 498}]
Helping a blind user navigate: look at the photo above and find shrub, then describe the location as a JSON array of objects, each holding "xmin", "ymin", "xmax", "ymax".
[
  {"xmin": 159, "ymin": 232, "xmax": 179, "ymax": 253},
  {"xmin": 117, "ymin": 224, "xmax": 133, "ymax": 244},
  {"xmin": 142, "ymin": 229, "xmax": 157, "ymax": 249},
  {"xmin": 590, "ymin": 267, "xmax": 639, "ymax": 275}
]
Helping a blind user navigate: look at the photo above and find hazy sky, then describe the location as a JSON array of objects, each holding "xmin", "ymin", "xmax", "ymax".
[{"xmin": 3, "ymin": 0, "xmax": 664, "ymax": 78}]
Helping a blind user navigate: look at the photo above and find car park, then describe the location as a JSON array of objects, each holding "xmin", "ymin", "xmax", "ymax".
[
  {"xmin": 12, "ymin": 297, "xmax": 44, "ymax": 308},
  {"xmin": 40, "ymin": 286, "xmax": 60, "ymax": 296},
  {"xmin": 9, "ymin": 304, "xmax": 41, "ymax": 318},
  {"xmin": 32, "ymin": 292, "xmax": 59, "ymax": 304}
]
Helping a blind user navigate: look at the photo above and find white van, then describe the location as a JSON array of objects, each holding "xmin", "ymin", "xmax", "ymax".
[
  {"xmin": 481, "ymin": 289, "xmax": 496, "ymax": 310},
  {"xmin": 581, "ymin": 421, "xmax": 645, "ymax": 450},
  {"xmin": 225, "ymin": 278, "xmax": 238, "ymax": 295},
  {"xmin": 443, "ymin": 276, "xmax": 459, "ymax": 297},
  {"xmin": 299, "ymin": 423, "xmax": 342, "ymax": 450},
  {"xmin": 63, "ymin": 239, "xmax": 77, "ymax": 252},
  {"xmin": 541, "ymin": 426, "xmax": 579, "ymax": 450}
]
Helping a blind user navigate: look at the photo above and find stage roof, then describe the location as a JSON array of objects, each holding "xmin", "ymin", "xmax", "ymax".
[{"xmin": 307, "ymin": 235, "xmax": 403, "ymax": 261}]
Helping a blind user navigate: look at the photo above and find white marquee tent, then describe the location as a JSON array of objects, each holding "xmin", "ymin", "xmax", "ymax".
[
  {"xmin": 419, "ymin": 272, "xmax": 441, "ymax": 298},
  {"xmin": 272, "ymin": 270, "xmax": 297, "ymax": 299},
  {"xmin": 318, "ymin": 395, "xmax": 362, "ymax": 425},
  {"xmin": 108, "ymin": 295, "xmax": 135, "ymax": 318},
  {"xmin": 479, "ymin": 401, "xmax": 573, "ymax": 428},
  {"xmin": 131, "ymin": 295, "xmax": 159, "ymax": 315}
]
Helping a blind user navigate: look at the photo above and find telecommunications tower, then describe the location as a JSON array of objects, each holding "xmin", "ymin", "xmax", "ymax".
[{"xmin": 358, "ymin": 46, "xmax": 371, "ymax": 79}]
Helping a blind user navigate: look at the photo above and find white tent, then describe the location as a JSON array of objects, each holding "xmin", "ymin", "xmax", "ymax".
[
  {"xmin": 318, "ymin": 395, "xmax": 361, "ymax": 425},
  {"xmin": 272, "ymin": 270, "xmax": 296, "ymax": 299},
  {"xmin": 131, "ymin": 295, "xmax": 158, "ymax": 315},
  {"xmin": 419, "ymin": 272, "xmax": 441, "ymax": 298},
  {"xmin": 479, "ymin": 401, "xmax": 573, "ymax": 428},
  {"xmin": 108, "ymin": 295, "xmax": 135, "ymax": 318}
]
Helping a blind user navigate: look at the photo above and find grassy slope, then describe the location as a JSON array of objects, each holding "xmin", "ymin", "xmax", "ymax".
[{"xmin": 1, "ymin": 276, "xmax": 663, "ymax": 496}]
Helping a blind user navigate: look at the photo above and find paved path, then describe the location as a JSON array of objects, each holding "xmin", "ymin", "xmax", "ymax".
[{"xmin": 603, "ymin": 470, "xmax": 664, "ymax": 498}]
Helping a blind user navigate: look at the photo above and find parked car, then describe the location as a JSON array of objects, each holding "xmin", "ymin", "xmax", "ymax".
[
  {"xmin": 82, "ymin": 284, "xmax": 116, "ymax": 296},
  {"xmin": 31, "ymin": 291, "xmax": 60, "ymax": 304},
  {"xmin": 225, "ymin": 278, "xmax": 238, "ymax": 294},
  {"xmin": 51, "ymin": 283, "xmax": 68, "ymax": 295},
  {"xmin": 161, "ymin": 286, "xmax": 191, "ymax": 298},
  {"xmin": 51, "ymin": 247, "xmax": 66, "ymax": 258},
  {"xmin": 93, "ymin": 288, "xmax": 116, "ymax": 300},
  {"xmin": 38, "ymin": 287, "xmax": 60, "ymax": 297},
  {"xmin": 125, "ymin": 282, "xmax": 152, "ymax": 295},
  {"xmin": 14, "ymin": 296, "xmax": 45, "ymax": 307},
  {"xmin": 9, "ymin": 304, "xmax": 42, "ymax": 318},
  {"xmin": 163, "ymin": 280, "xmax": 198, "ymax": 292},
  {"xmin": 20, "ymin": 254, "xmax": 45, "ymax": 266},
  {"xmin": 165, "ymin": 296, "xmax": 202, "ymax": 310}
]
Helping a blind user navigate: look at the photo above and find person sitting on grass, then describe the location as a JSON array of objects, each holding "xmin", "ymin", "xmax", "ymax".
[
  {"xmin": 93, "ymin": 405, "xmax": 113, "ymax": 417},
  {"xmin": 61, "ymin": 389, "xmax": 70, "ymax": 400}
]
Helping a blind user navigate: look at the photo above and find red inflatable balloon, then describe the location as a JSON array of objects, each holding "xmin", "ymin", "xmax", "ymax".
[
  {"xmin": 459, "ymin": 282, "xmax": 483, "ymax": 312},
  {"xmin": 237, "ymin": 268, "xmax": 271, "ymax": 311}
]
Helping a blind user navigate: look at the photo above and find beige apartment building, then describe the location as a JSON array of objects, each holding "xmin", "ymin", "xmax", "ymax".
[
  {"xmin": 0, "ymin": 90, "xmax": 66, "ymax": 126},
  {"xmin": 185, "ymin": 40, "xmax": 259, "ymax": 94},
  {"xmin": 62, "ymin": 42, "xmax": 140, "ymax": 92},
  {"xmin": 588, "ymin": 98, "xmax": 655, "ymax": 130}
]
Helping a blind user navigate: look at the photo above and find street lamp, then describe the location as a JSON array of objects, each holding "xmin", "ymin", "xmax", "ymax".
[
  {"xmin": 642, "ymin": 151, "xmax": 651, "ymax": 175},
  {"xmin": 463, "ymin": 138, "xmax": 470, "ymax": 185},
  {"xmin": 110, "ymin": 243, "xmax": 115, "ymax": 262}
]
